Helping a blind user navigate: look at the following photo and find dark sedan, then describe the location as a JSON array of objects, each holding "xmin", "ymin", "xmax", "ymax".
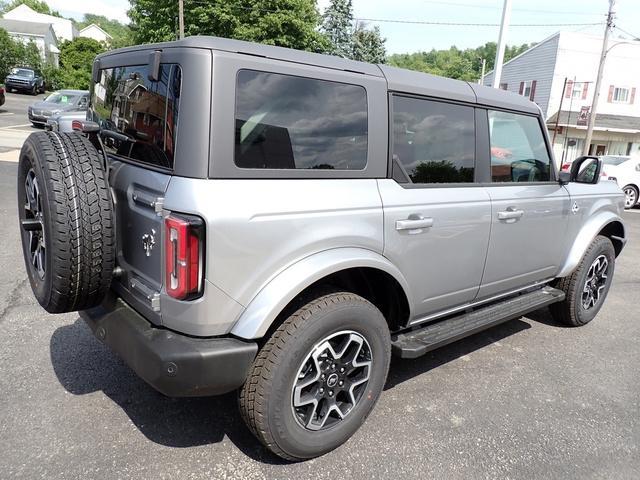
[{"xmin": 28, "ymin": 90, "xmax": 89, "ymax": 127}]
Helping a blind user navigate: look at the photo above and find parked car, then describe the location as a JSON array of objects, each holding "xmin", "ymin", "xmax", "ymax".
[
  {"xmin": 0, "ymin": 84, "xmax": 5, "ymax": 107},
  {"xmin": 28, "ymin": 89, "xmax": 89, "ymax": 127},
  {"xmin": 17, "ymin": 37, "xmax": 626, "ymax": 461},
  {"xmin": 598, "ymin": 155, "xmax": 640, "ymax": 209},
  {"xmin": 5, "ymin": 67, "xmax": 45, "ymax": 95},
  {"xmin": 45, "ymin": 110, "xmax": 87, "ymax": 132}
]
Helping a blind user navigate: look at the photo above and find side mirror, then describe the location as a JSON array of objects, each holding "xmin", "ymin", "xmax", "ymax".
[{"xmin": 569, "ymin": 156, "xmax": 602, "ymax": 184}]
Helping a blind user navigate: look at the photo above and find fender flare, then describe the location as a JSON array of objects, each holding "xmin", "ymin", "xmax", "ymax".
[
  {"xmin": 557, "ymin": 211, "xmax": 625, "ymax": 278},
  {"xmin": 230, "ymin": 247, "xmax": 412, "ymax": 339}
]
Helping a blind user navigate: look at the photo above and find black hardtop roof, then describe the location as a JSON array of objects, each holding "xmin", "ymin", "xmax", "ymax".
[{"xmin": 96, "ymin": 36, "xmax": 540, "ymax": 115}]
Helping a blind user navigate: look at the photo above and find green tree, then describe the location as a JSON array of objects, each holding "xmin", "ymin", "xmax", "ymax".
[
  {"xmin": 76, "ymin": 14, "xmax": 134, "ymax": 49},
  {"xmin": 321, "ymin": 0, "xmax": 353, "ymax": 57},
  {"xmin": 351, "ymin": 22, "xmax": 385, "ymax": 63},
  {"xmin": 0, "ymin": 27, "xmax": 21, "ymax": 81},
  {"xmin": 57, "ymin": 37, "xmax": 105, "ymax": 89},
  {"xmin": 388, "ymin": 42, "xmax": 531, "ymax": 81},
  {"xmin": 128, "ymin": 0, "xmax": 328, "ymax": 52}
]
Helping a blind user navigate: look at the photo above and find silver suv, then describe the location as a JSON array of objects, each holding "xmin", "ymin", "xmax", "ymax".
[{"xmin": 17, "ymin": 37, "xmax": 626, "ymax": 461}]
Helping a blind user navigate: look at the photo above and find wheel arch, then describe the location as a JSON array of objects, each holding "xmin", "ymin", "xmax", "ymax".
[
  {"xmin": 230, "ymin": 248, "xmax": 412, "ymax": 340},
  {"xmin": 557, "ymin": 213, "xmax": 626, "ymax": 278}
]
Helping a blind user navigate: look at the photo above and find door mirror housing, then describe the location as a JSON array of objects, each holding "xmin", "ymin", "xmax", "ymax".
[
  {"xmin": 558, "ymin": 170, "xmax": 571, "ymax": 185},
  {"xmin": 566, "ymin": 156, "xmax": 602, "ymax": 184}
]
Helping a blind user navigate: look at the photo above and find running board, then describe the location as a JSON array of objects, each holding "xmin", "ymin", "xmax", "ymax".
[{"xmin": 391, "ymin": 286, "xmax": 565, "ymax": 359}]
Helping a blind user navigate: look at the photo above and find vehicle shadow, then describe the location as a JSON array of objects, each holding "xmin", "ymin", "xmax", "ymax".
[
  {"xmin": 49, "ymin": 318, "xmax": 289, "ymax": 464},
  {"xmin": 384, "ymin": 318, "xmax": 532, "ymax": 390},
  {"xmin": 50, "ymin": 314, "xmax": 543, "ymax": 463}
]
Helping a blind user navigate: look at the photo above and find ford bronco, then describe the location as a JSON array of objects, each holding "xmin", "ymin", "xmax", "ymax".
[{"xmin": 17, "ymin": 37, "xmax": 626, "ymax": 461}]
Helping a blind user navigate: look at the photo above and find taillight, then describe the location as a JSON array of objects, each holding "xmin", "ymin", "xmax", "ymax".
[{"xmin": 164, "ymin": 213, "xmax": 204, "ymax": 300}]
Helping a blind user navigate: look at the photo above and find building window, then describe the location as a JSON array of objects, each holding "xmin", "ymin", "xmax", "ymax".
[
  {"xmin": 572, "ymin": 83, "xmax": 583, "ymax": 99},
  {"xmin": 613, "ymin": 87, "xmax": 629, "ymax": 103},
  {"xmin": 499, "ymin": 83, "xmax": 508, "ymax": 90},
  {"xmin": 519, "ymin": 80, "xmax": 537, "ymax": 101}
]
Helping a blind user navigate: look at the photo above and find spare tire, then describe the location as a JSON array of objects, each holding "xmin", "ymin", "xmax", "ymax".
[{"xmin": 17, "ymin": 131, "xmax": 115, "ymax": 313}]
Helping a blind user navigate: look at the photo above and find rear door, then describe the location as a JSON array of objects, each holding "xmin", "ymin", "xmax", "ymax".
[
  {"xmin": 479, "ymin": 109, "xmax": 570, "ymax": 298},
  {"xmin": 379, "ymin": 95, "xmax": 492, "ymax": 323}
]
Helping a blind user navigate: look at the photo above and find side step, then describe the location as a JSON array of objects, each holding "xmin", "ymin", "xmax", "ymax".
[{"xmin": 391, "ymin": 286, "xmax": 565, "ymax": 359}]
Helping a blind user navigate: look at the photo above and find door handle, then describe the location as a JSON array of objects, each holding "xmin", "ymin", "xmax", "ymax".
[
  {"xmin": 497, "ymin": 208, "xmax": 524, "ymax": 221},
  {"xmin": 396, "ymin": 215, "xmax": 434, "ymax": 232}
]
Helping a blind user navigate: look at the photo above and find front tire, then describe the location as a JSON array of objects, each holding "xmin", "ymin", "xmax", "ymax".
[
  {"xmin": 239, "ymin": 292, "xmax": 391, "ymax": 461},
  {"xmin": 550, "ymin": 235, "xmax": 615, "ymax": 326}
]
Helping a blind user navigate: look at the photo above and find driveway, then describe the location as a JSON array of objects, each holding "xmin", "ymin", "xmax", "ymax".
[{"xmin": 0, "ymin": 159, "xmax": 639, "ymax": 479}]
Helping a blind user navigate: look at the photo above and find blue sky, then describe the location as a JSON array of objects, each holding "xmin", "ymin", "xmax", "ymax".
[{"xmin": 47, "ymin": 0, "xmax": 640, "ymax": 54}]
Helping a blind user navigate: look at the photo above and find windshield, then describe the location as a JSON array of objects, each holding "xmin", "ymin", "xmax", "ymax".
[
  {"xmin": 44, "ymin": 92, "xmax": 79, "ymax": 105},
  {"xmin": 600, "ymin": 155, "xmax": 630, "ymax": 166},
  {"xmin": 12, "ymin": 68, "xmax": 34, "ymax": 77}
]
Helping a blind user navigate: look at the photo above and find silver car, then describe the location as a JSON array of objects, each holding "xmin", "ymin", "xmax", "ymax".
[
  {"xmin": 28, "ymin": 89, "xmax": 89, "ymax": 126},
  {"xmin": 17, "ymin": 37, "xmax": 626, "ymax": 461}
]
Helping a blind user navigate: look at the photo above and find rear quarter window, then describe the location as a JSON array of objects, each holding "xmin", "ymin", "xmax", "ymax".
[
  {"xmin": 91, "ymin": 64, "xmax": 181, "ymax": 170},
  {"xmin": 234, "ymin": 70, "xmax": 368, "ymax": 170}
]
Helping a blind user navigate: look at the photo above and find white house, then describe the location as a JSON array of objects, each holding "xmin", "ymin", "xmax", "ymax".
[
  {"xmin": 0, "ymin": 18, "xmax": 59, "ymax": 67},
  {"xmin": 2, "ymin": 3, "xmax": 77, "ymax": 41},
  {"xmin": 483, "ymin": 31, "xmax": 640, "ymax": 164},
  {"xmin": 79, "ymin": 23, "xmax": 112, "ymax": 44}
]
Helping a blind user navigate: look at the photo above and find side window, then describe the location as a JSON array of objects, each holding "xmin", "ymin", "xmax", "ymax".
[
  {"xmin": 234, "ymin": 70, "xmax": 367, "ymax": 170},
  {"xmin": 91, "ymin": 64, "xmax": 181, "ymax": 170},
  {"xmin": 392, "ymin": 96, "xmax": 475, "ymax": 184},
  {"xmin": 488, "ymin": 110, "xmax": 551, "ymax": 182}
]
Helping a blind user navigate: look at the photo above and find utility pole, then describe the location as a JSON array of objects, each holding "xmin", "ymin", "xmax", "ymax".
[
  {"xmin": 583, "ymin": 0, "xmax": 615, "ymax": 155},
  {"xmin": 492, "ymin": 0, "xmax": 512, "ymax": 88},
  {"xmin": 478, "ymin": 58, "xmax": 486, "ymax": 85},
  {"xmin": 178, "ymin": 0, "xmax": 185, "ymax": 40}
]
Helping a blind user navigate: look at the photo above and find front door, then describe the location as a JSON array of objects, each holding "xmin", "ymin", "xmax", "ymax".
[
  {"xmin": 479, "ymin": 109, "xmax": 570, "ymax": 298},
  {"xmin": 380, "ymin": 95, "xmax": 492, "ymax": 322}
]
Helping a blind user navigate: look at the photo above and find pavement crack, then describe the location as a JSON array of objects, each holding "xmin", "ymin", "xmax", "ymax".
[{"xmin": 0, "ymin": 277, "xmax": 30, "ymax": 322}]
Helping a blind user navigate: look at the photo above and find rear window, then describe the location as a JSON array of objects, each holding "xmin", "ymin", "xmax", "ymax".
[
  {"xmin": 234, "ymin": 70, "xmax": 368, "ymax": 170},
  {"xmin": 91, "ymin": 64, "xmax": 181, "ymax": 170}
]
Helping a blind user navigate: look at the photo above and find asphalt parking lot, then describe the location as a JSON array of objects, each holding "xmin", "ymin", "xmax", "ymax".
[
  {"xmin": 0, "ymin": 91, "xmax": 46, "ymax": 160},
  {"xmin": 0, "ymin": 158, "xmax": 638, "ymax": 479}
]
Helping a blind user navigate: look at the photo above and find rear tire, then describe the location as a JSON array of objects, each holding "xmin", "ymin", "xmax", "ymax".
[
  {"xmin": 550, "ymin": 235, "xmax": 615, "ymax": 327},
  {"xmin": 622, "ymin": 185, "xmax": 638, "ymax": 209},
  {"xmin": 239, "ymin": 292, "xmax": 391, "ymax": 461},
  {"xmin": 17, "ymin": 132, "xmax": 115, "ymax": 313}
]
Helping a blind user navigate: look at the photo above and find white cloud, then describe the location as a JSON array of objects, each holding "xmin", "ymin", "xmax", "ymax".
[{"xmin": 46, "ymin": 0, "xmax": 130, "ymax": 23}]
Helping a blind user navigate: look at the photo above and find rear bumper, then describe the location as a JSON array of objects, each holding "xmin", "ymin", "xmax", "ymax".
[{"xmin": 81, "ymin": 298, "xmax": 258, "ymax": 397}]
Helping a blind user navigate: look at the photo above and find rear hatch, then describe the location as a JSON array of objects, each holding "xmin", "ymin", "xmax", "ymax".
[
  {"xmin": 109, "ymin": 161, "xmax": 170, "ymax": 322},
  {"xmin": 91, "ymin": 61, "xmax": 183, "ymax": 324}
]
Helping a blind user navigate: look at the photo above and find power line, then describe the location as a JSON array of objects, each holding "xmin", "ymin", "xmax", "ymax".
[
  {"xmin": 353, "ymin": 18, "xmax": 602, "ymax": 27},
  {"xmin": 614, "ymin": 25, "xmax": 640, "ymax": 40},
  {"xmin": 418, "ymin": 1, "xmax": 606, "ymax": 16},
  {"xmin": 183, "ymin": 1, "xmax": 605, "ymax": 25}
]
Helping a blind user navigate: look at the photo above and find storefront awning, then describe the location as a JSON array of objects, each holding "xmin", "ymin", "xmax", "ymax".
[{"xmin": 547, "ymin": 110, "xmax": 640, "ymax": 134}]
